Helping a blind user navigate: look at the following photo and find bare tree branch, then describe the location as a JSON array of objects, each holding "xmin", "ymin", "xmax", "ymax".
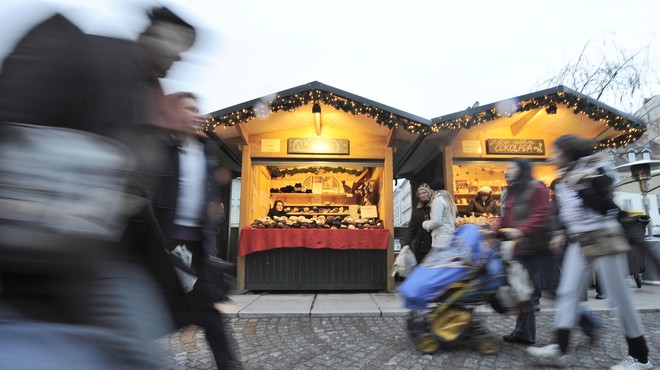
[{"xmin": 535, "ymin": 34, "xmax": 659, "ymax": 114}]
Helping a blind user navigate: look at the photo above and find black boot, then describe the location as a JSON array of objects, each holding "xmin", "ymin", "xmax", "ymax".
[
  {"xmin": 556, "ymin": 329, "xmax": 571, "ymax": 354},
  {"xmin": 626, "ymin": 336, "xmax": 649, "ymax": 364}
]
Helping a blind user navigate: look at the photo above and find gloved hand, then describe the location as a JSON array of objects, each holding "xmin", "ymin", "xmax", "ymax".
[
  {"xmin": 549, "ymin": 234, "xmax": 566, "ymax": 253},
  {"xmin": 503, "ymin": 228, "xmax": 524, "ymax": 239}
]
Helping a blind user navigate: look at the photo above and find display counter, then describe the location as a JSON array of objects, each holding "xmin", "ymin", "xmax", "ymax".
[
  {"xmin": 239, "ymin": 227, "xmax": 389, "ymax": 256},
  {"xmin": 240, "ymin": 228, "xmax": 389, "ymax": 291}
]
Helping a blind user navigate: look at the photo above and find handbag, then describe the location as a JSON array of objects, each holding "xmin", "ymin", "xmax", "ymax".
[
  {"xmin": 203, "ymin": 256, "xmax": 236, "ymax": 303},
  {"xmin": 412, "ymin": 230, "xmax": 432, "ymax": 257},
  {"xmin": 392, "ymin": 245, "xmax": 417, "ymax": 277},
  {"xmin": 577, "ymin": 226, "xmax": 631, "ymax": 257},
  {"xmin": 0, "ymin": 122, "xmax": 139, "ymax": 271}
]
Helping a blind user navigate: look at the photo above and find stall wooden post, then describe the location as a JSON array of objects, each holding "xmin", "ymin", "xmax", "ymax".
[
  {"xmin": 384, "ymin": 146, "xmax": 395, "ymax": 290},
  {"xmin": 444, "ymin": 146, "xmax": 454, "ymax": 194},
  {"xmin": 237, "ymin": 144, "xmax": 251, "ymax": 292}
]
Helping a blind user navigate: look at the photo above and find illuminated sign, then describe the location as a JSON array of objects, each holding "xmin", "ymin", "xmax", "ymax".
[
  {"xmin": 485, "ymin": 139, "xmax": 545, "ymax": 155},
  {"xmin": 287, "ymin": 138, "xmax": 350, "ymax": 155}
]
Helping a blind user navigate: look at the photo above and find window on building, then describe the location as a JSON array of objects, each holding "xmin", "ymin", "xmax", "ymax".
[
  {"xmin": 623, "ymin": 199, "xmax": 633, "ymax": 211},
  {"xmin": 230, "ymin": 178, "xmax": 241, "ymax": 227}
]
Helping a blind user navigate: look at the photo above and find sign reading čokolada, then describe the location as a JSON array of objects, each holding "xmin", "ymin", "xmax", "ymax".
[{"xmin": 485, "ymin": 138, "xmax": 545, "ymax": 155}]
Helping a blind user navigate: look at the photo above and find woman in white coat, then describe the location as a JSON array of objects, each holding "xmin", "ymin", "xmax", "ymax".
[{"xmin": 422, "ymin": 177, "xmax": 457, "ymax": 253}]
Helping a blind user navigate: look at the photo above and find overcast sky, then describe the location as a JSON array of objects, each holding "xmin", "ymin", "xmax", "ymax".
[{"xmin": 1, "ymin": 0, "xmax": 659, "ymax": 118}]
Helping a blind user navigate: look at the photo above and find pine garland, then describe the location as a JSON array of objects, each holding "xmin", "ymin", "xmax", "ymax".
[{"xmin": 268, "ymin": 166, "xmax": 365, "ymax": 178}]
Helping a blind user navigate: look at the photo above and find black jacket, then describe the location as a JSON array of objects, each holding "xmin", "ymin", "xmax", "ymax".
[
  {"xmin": 402, "ymin": 202, "xmax": 432, "ymax": 261},
  {"xmin": 151, "ymin": 134, "xmax": 222, "ymax": 247},
  {"xmin": 467, "ymin": 196, "xmax": 499, "ymax": 216}
]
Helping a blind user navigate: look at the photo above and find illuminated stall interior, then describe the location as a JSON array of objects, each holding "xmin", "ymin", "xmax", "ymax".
[
  {"xmin": 204, "ymin": 81, "xmax": 430, "ymax": 291},
  {"xmin": 394, "ymin": 86, "xmax": 647, "ymax": 216},
  {"xmin": 203, "ymin": 84, "xmax": 647, "ymax": 291}
]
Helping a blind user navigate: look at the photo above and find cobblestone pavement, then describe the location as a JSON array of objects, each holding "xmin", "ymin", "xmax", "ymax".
[{"xmin": 157, "ymin": 311, "xmax": 660, "ymax": 369}]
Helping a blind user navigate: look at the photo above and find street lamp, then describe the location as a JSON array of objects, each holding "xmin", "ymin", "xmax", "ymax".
[{"xmin": 615, "ymin": 159, "xmax": 660, "ymax": 237}]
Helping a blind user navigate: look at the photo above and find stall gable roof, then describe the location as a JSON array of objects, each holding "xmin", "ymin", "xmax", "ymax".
[
  {"xmin": 204, "ymin": 81, "xmax": 432, "ymax": 135},
  {"xmin": 429, "ymin": 85, "xmax": 646, "ymax": 149}
]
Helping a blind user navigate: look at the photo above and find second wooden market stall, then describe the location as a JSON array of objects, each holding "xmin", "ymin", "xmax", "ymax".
[{"xmin": 396, "ymin": 85, "xmax": 647, "ymax": 224}]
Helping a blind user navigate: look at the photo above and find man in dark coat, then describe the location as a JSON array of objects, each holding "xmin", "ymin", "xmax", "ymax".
[{"xmin": 153, "ymin": 92, "xmax": 240, "ymax": 369}]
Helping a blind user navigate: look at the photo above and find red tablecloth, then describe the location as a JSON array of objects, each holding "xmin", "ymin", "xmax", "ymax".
[{"xmin": 238, "ymin": 227, "xmax": 390, "ymax": 257}]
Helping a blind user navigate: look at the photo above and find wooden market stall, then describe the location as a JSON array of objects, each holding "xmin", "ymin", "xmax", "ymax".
[
  {"xmin": 397, "ymin": 85, "xmax": 647, "ymax": 223},
  {"xmin": 204, "ymin": 81, "xmax": 430, "ymax": 291}
]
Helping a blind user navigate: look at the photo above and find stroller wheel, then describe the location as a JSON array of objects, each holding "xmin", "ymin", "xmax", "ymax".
[
  {"xmin": 478, "ymin": 336, "xmax": 500, "ymax": 355},
  {"xmin": 416, "ymin": 334, "xmax": 440, "ymax": 354}
]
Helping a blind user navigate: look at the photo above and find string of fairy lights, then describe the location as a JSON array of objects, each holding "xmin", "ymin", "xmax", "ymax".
[
  {"xmin": 431, "ymin": 91, "xmax": 645, "ymax": 149},
  {"xmin": 203, "ymin": 89, "xmax": 430, "ymax": 135},
  {"xmin": 203, "ymin": 89, "xmax": 645, "ymax": 149}
]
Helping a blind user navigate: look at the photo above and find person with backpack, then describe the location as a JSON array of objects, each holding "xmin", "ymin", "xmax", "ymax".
[
  {"xmin": 526, "ymin": 134, "xmax": 652, "ymax": 370},
  {"xmin": 498, "ymin": 158, "xmax": 552, "ymax": 345}
]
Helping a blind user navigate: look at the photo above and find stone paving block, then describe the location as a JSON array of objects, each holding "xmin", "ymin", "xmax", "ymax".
[
  {"xmin": 311, "ymin": 293, "xmax": 380, "ymax": 317},
  {"xmin": 238, "ymin": 294, "xmax": 314, "ymax": 318},
  {"xmin": 225, "ymin": 285, "xmax": 660, "ymax": 318},
  {"xmin": 215, "ymin": 294, "xmax": 261, "ymax": 317},
  {"xmin": 370, "ymin": 292, "xmax": 408, "ymax": 316}
]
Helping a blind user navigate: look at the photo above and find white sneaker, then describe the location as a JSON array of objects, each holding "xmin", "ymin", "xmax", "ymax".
[
  {"xmin": 610, "ymin": 356, "xmax": 653, "ymax": 370},
  {"xmin": 526, "ymin": 344, "xmax": 569, "ymax": 367}
]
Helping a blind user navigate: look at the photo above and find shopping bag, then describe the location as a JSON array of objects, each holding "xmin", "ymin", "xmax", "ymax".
[{"xmin": 392, "ymin": 245, "xmax": 417, "ymax": 277}]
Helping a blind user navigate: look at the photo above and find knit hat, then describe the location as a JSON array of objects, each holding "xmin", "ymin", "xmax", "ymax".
[
  {"xmin": 477, "ymin": 186, "xmax": 493, "ymax": 195},
  {"xmin": 417, "ymin": 183, "xmax": 431, "ymax": 197},
  {"xmin": 417, "ymin": 183, "xmax": 431, "ymax": 192},
  {"xmin": 429, "ymin": 177, "xmax": 446, "ymax": 191}
]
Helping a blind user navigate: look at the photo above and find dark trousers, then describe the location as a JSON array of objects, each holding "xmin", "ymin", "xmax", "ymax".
[
  {"xmin": 510, "ymin": 254, "xmax": 545, "ymax": 342},
  {"xmin": 186, "ymin": 280, "xmax": 237, "ymax": 369},
  {"xmin": 172, "ymin": 238, "xmax": 239, "ymax": 370}
]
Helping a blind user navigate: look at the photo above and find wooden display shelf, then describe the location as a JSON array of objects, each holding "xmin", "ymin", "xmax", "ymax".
[
  {"xmin": 287, "ymin": 212, "xmax": 350, "ymax": 216},
  {"xmin": 272, "ymin": 192, "xmax": 358, "ymax": 205},
  {"xmin": 455, "ymin": 193, "xmax": 501, "ymax": 196},
  {"xmin": 286, "ymin": 204, "xmax": 352, "ymax": 207}
]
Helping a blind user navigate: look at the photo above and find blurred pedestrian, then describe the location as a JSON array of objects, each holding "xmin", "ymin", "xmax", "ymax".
[
  {"xmin": 498, "ymin": 158, "xmax": 552, "ymax": 345},
  {"xmin": 526, "ymin": 134, "xmax": 652, "ymax": 369},
  {"xmin": 151, "ymin": 91, "xmax": 240, "ymax": 370},
  {"xmin": 547, "ymin": 178, "xmax": 603, "ymax": 343},
  {"xmin": 0, "ymin": 6, "xmax": 197, "ymax": 368}
]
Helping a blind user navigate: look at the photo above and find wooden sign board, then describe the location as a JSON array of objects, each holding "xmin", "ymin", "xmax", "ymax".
[
  {"xmin": 287, "ymin": 138, "xmax": 350, "ymax": 155},
  {"xmin": 485, "ymin": 139, "xmax": 545, "ymax": 155},
  {"xmin": 360, "ymin": 205, "xmax": 378, "ymax": 218}
]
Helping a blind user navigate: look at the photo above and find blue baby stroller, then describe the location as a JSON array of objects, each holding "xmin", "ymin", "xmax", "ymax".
[{"xmin": 398, "ymin": 224, "xmax": 514, "ymax": 355}]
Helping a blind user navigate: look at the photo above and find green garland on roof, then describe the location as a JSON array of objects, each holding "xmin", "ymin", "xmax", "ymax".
[
  {"xmin": 204, "ymin": 90, "xmax": 644, "ymax": 149},
  {"xmin": 204, "ymin": 89, "xmax": 430, "ymax": 135},
  {"xmin": 267, "ymin": 166, "xmax": 365, "ymax": 179},
  {"xmin": 431, "ymin": 91, "xmax": 645, "ymax": 149}
]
